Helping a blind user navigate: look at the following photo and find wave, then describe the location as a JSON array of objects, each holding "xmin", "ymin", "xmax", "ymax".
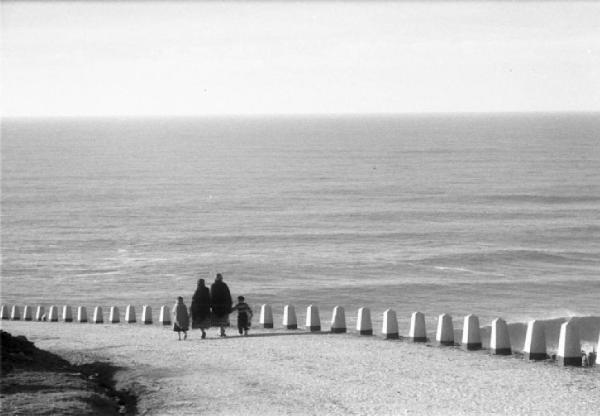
[
  {"xmin": 483, "ymin": 194, "xmax": 600, "ymax": 204},
  {"xmin": 420, "ymin": 249, "xmax": 597, "ymax": 267}
]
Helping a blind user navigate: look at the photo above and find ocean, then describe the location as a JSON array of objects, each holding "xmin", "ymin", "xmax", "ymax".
[{"xmin": 1, "ymin": 114, "xmax": 599, "ymax": 340}]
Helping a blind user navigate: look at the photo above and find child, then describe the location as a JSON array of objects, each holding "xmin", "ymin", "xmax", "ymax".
[
  {"xmin": 172, "ymin": 296, "xmax": 190, "ymax": 341},
  {"xmin": 231, "ymin": 296, "xmax": 253, "ymax": 336}
]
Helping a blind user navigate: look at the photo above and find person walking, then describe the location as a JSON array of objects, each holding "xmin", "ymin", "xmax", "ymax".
[
  {"xmin": 172, "ymin": 296, "xmax": 190, "ymax": 341},
  {"xmin": 190, "ymin": 278, "xmax": 211, "ymax": 339},
  {"xmin": 231, "ymin": 295, "xmax": 253, "ymax": 336},
  {"xmin": 210, "ymin": 273, "xmax": 232, "ymax": 337}
]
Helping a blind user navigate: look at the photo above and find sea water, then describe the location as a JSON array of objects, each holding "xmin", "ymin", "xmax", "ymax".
[{"xmin": 1, "ymin": 114, "xmax": 599, "ymax": 340}]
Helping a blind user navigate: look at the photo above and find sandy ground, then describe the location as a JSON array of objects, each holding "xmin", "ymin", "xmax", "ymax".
[{"xmin": 1, "ymin": 320, "xmax": 599, "ymax": 416}]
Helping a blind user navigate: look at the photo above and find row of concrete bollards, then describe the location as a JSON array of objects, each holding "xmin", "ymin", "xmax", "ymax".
[
  {"xmin": 2, "ymin": 303, "xmax": 597, "ymax": 367},
  {"xmin": 257, "ymin": 304, "xmax": 599, "ymax": 368},
  {"xmin": 0, "ymin": 304, "xmax": 172, "ymax": 326}
]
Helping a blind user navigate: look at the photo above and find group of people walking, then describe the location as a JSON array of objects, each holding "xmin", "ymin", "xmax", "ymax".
[{"xmin": 171, "ymin": 273, "xmax": 253, "ymax": 340}]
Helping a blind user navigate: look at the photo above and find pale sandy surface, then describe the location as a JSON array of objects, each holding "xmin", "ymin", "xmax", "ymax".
[{"xmin": 1, "ymin": 320, "xmax": 599, "ymax": 416}]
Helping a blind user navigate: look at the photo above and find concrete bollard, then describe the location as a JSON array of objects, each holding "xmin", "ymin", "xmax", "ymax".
[
  {"xmin": 260, "ymin": 304, "xmax": 274, "ymax": 329},
  {"xmin": 35, "ymin": 306, "xmax": 45, "ymax": 321},
  {"xmin": 0, "ymin": 304, "xmax": 8, "ymax": 320},
  {"xmin": 282, "ymin": 305, "xmax": 297, "ymax": 329},
  {"xmin": 461, "ymin": 314, "xmax": 481, "ymax": 350},
  {"xmin": 330, "ymin": 306, "xmax": 346, "ymax": 333},
  {"xmin": 110, "ymin": 306, "xmax": 120, "ymax": 324},
  {"xmin": 63, "ymin": 305, "xmax": 73, "ymax": 322},
  {"xmin": 48, "ymin": 305, "xmax": 59, "ymax": 322},
  {"xmin": 557, "ymin": 320, "xmax": 581, "ymax": 367},
  {"xmin": 408, "ymin": 312, "xmax": 427, "ymax": 342},
  {"xmin": 524, "ymin": 320, "xmax": 547, "ymax": 360},
  {"xmin": 125, "ymin": 305, "xmax": 136, "ymax": 323},
  {"xmin": 490, "ymin": 318, "xmax": 511, "ymax": 355},
  {"xmin": 357, "ymin": 307, "xmax": 373, "ymax": 336},
  {"xmin": 159, "ymin": 305, "xmax": 170, "ymax": 325},
  {"xmin": 436, "ymin": 313, "xmax": 454, "ymax": 346},
  {"xmin": 77, "ymin": 306, "xmax": 88, "ymax": 323},
  {"xmin": 382, "ymin": 309, "xmax": 399, "ymax": 339},
  {"xmin": 11, "ymin": 305, "xmax": 21, "ymax": 320},
  {"xmin": 23, "ymin": 305, "xmax": 33, "ymax": 321},
  {"xmin": 142, "ymin": 305, "xmax": 153, "ymax": 325},
  {"xmin": 93, "ymin": 306, "xmax": 104, "ymax": 323},
  {"xmin": 305, "ymin": 305, "xmax": 321, "ymax": 332}
]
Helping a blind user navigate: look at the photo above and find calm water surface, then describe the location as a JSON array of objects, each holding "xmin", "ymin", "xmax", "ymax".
[{"xmin": 2, "ymin": 114, "xmax": 599, "ymax": 329}]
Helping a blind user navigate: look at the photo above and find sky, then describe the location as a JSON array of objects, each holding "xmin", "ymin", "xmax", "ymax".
[{"xmin": 2, "ymin": 1, "xmax": 600, "ymax": 117}]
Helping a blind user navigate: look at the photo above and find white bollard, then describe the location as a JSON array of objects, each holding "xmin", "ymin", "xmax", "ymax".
[
  {"xmin": 490, "ymin": 318, "xmax": 511, "ymax": 355},
  {"xmin": 23, "ymin": 305, "xmax": 33, "ymax": 321},
  {"xmin": 48, "ymin": 305, "xmax": 59, "ymax": 322},
  {"xmin": 557, "ymin": 320, "xmax": 581, "ymax": 367},
  {"xmin": 159, "ymin": 305, "xmax": 170, "ymax": 325},
  {"xmin": 282, "ymin": 305, "xmax": 297, "ymax": 329},
  {"xmin": 142, "ymin": 305, "xmax": 153, "ymax": 325},
  {"xmin": 305, "ymin": 305, "xmax": 321, "ymax": 332},
  {"xmin": 436, "ymin": 313, "xmax": 454, "ymax": 346},
  {"xmin": 330, "ymin": 306, "xmax": 346, "ymax": 333},
  {"xmin": 524, "ymin": 320, "xmax": 547, "ymax": 360},
  {"xmin": 260, "ymin": 304, "xmax": 274, "ymax": 329},
  {"xmin": 382, "ymin": 309, "xmax": 399, "ymax": 339},
  {"xmin": 35, "ymin": 306, "xmax": 45, "ymax": 321},
  {"xmin": 408, "ymin": 312, "xmax": 427, "ymax": 342},
  {"xmin": 110, "ymin": 306, "xmax": 120, "ymax": 323},
  {"xmin": 461, "ymin": 314, "xmax": 481, "ymax": 350},
  {"xmin": 93, "ymin": 306, "xmax": 104, "ymax": 324},
  {"xmin": 125, "ymin": 305, "xmax": 136, "ymax": 323},
  {"xmin": 357, "ymin": 307, "xmax": 373, "ymax": 336},
  {"xmin": 63, "ymin": 305, "xmax": 73, "ymax": 322},
  {"xmin": 77, "ymin": 306, "xmax": 88, "ymax": 323},
  {"xmin": 11, "ymin": 305, "xmax": 21, "ymax": 320},
  {"xmin": 0, "ymin": 304, "xmax": 8, "ymax": 320}
]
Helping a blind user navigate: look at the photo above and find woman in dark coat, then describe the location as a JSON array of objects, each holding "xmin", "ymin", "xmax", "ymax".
[
  {"xmin": 210, "ymin": 273, "xmax": 232, "ymax": 337},
  {"xmin": 190, "ymin": 278, "xmax": 211, "ymax": 339}
]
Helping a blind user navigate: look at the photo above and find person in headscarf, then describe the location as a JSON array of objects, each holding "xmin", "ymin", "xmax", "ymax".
[
  {"xmin": 172, "ymin": 296, "xmax": 190, "ymax": 341},
  {"xmin": 210, "ymin": 273, "xmax": 232, "ymax": 337},
  {"xmin": 190, "ymin": 278, "xmax": 211, "ymax": 339}
]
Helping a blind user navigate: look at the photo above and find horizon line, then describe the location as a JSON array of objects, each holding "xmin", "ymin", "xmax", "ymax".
[{"xmin": 3, "ymin": 110, "xmax": 600, "ymax": 121}]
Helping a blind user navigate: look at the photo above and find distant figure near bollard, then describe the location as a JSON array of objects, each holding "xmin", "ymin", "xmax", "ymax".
[
  {"xmin": 357, "ymin": 307, "xmax": 373, "ymax": 336},
  {"xmin": 490, "ymin": 318, "xmax": 511, "ymax": 355},
  {"xmin": 461, "ymin": 314, "xmax": 481, "ymax": 350},
  {"xmin": 283, "ymin": 305, "xmax": 297, "ymax": 329},
  {"xmin": 11, "ymin": 305, "xmax": 21, "ymax": 320},
  {"xmin": 63, "ymin": 305, "xmax": 73, "ymax": 322},
  {"xmin": 142, "ymin": 305, "xmax": 153, "ymax": 325},
  {"xmin": 35, "ymin": 306, "xmax": 45, "ymax": 321},
  {"xmin": 110, "ymin": 306, "xmax": 120, "ymax": 324},
  {"xmin": 48, "ymin": 306, "xmax": 59, "ymax": 322},
  {"xmin": 436, "ymin": 313, "xmax": 454, "ymax": 346},
  {"xmin": 125, "ymin": 305, "xmax": 136, "ymax": 323},
  {"xmin": 408, "ymin": 312, "xmax": 427, "ymax": 342},
  {"xmin": 93, "ymin": 306, "xmax": 104, "ymax": 324},
  {"xmin": 260, "ymin": 304, "xmax": 274, "ymax": 329},
  {"xmin": 0, "ymin": 305, "xmax": 8, "ymax": 320},
  {"xmin": 77, "ymin": 306, "xmax": 88, "ymax": 323},
  {"xmin": 305, "ymin": 305, "xmax": 321, "ymax": 332},
  {"xmin": 524, "ymin": 320, "xmax": 547, "ymax": 360},
  {"xmin": 330, "ymin": 306, "xmax": 347, "ymax": 333},
  {"xmin": 557, "ymin": 320, "xmax": 581, "ymax": 367},
  {"xmin": 23, "ymin": 305, "xmax": 33, "ymax": 321},
  {"xmin": 382, "ymin": 309, "xmax": 399, "ymax": 339},
  {"xmin": 159, "ymin": 305, "xmax": 170, "ymax": 325}
]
